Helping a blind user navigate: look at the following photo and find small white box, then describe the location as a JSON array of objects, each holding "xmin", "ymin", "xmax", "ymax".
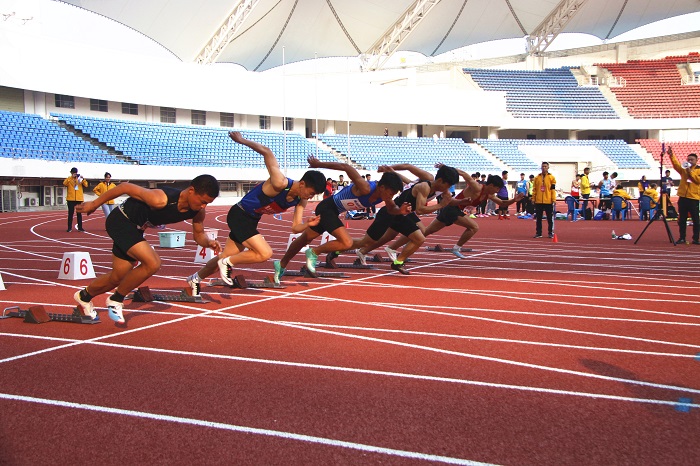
[{"xmin": 158, "ymin": 231, "xmax": 186, "ymax": 248}]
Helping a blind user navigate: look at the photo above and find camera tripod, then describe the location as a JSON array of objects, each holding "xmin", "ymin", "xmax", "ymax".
[{"xmin": 634, "ymin": 146, "xmax": 676, "ymax": 245}]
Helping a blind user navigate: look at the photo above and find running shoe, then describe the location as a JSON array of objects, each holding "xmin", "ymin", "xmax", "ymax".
[
  {"xmin": 73, "ymin": 290, "xmax": 97, "ymax": 320},
  {"xmin": 384, "ymin": 247, "xmax": 398, "ymax": 262},
  {"xmin": 305, "ymin": 248, "xmax": 318, "ymax": 276},
  {"xmin": 217, "ymin": 257, "xmax": 233, "ymax": 286},
  {"xmin": 186, "ymin": 273, "xmax": 201, "ymax": 297},
  {"xmin": 533, "ymin": 234, "xmax": 542, "ymax": 238},
  {"xmin": 273, "ymin": 260, "xmax": 286, "ymax": 285},
  {"xmin": 390, "ymin": 261, "xmax": 410, "ymax": 275},
  {"xmin": 356, "ymin": 249, "xmax": 367, "ymax": 266},
  {"xmin": 325, "ymin": 251, "xmax": 340, "ymax": 268},
  {"xmin": 469, "ymin": 214, "xmax": 477, "ymax": 219},
  {"xmin": 105, "ymin": 298, "xmax": 125, "ymax": 324},
  {"xmin": 450, "ymin": 246, "xmax": 466, "ymax": 259}
]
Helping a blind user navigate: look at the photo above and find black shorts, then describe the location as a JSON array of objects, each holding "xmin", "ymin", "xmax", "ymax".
[
  {"xmin": 107, "ymin": 208, "xmax": 145, "ymax": 262},
  {"xmin": 366, "ymin": 207, "xmax": 420, "ymax": 240},
  {"xmin": 436, "ymin": 205, "xmax": 465, "ymax": 226},
  {"xmin": 227, "ymin": 204, "xmax": 261, "ymax": 243},
  {"xmin": 310, "ymin": 196, "xmax": 343, "ymax": 235}
]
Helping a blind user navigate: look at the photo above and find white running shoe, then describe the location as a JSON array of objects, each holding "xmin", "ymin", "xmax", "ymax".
[
  {"xmin": 73, "ymin": 290, "xmax": 97, "ymax": 320},
  {"xmin": 186, "ymin": 273, "xmax": 201, "ymax": 297},
  {"xmin": 105, "ymin": 298, "xmax": 125, "ymax": 324},
  {"xmin": 356, "ymin": 249, "xmax": 367, "ymax": 266},
  {"xmin": 384, "ymin": 247, "xmax": 398, "ymax": 262},
  {"xmin": 217, "ymin": 257, "xmax": 233, "ymax": 286},
  {"xmin": 450, "ymin": 246, "xmax": 466, "ymax": 259}
]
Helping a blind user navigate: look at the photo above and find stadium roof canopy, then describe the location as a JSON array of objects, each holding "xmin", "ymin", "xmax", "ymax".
[{"xmin": 43, "ymin": 0, "xmax": 700, "ymax": 70}]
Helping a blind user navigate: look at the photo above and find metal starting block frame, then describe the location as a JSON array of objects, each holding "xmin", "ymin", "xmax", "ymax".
[
  {"xmin": 208, "ymin": 276, "xmax": 286, "ymax": 289},
  {"xmin": 283, "ymin": 266, "xmax": 349, "ymax": 278},
  {"xmin": 319, "ymin": 259, "xmax": 376, "ymax": 270},
  {"xmin": 425, "ymin": 245, "xmax": 473, "ymax": 252},
  {"xmin": 131, "ymin": 286, "xmax": 207, "ymax": 303},
  {"xmin": 1, "ymin": 305, "xmax": 100, "ymax": 324}
]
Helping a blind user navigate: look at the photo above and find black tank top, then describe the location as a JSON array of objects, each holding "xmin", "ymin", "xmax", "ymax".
[
  {"xmin": 395, "ymin": 180, "xmax": 432, "ymax": 211},
  {"xmin": 120, "ymin": 186, "xmax": 199, "ymax": 230}
]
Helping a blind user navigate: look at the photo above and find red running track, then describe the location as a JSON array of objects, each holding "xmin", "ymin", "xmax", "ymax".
[{"xmin": 1, "ymin": 206, "xmax": 699, "ymax": 465}]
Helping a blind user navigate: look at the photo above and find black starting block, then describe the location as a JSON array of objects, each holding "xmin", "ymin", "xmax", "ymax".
[
  {"xmin": 131, "ymin": 286, "xmax": 207, "ymax": 303},
  {"xmin": 283, "ymin": 266, "xmax": 349, "ymax": 278},
  {"xmin": 208, "ymin": 276, "xmax": 286, "ymax": 289},
  {"xmin": 370, "ymin": 253, "xmax": 414, "ymax": 263},
  {"xmin": 319, "ymin": 259, "xmax": 376, "ymax": 270},
  {"xmin": 0, "ymin": 305, "xmax": 100, "ymax": 324},
  {"xmin": 426, "ymin": 245, "xmax": 473, "ymax": 252}
]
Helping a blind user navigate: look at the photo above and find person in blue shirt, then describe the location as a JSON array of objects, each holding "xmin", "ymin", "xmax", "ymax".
[
  {"xmin": 598, "ymin": 171, "xmax": 615, "ymax": 211},
  {"xmin": 515, "ymin": 173, "xmax": 528, "ymax": 216}
]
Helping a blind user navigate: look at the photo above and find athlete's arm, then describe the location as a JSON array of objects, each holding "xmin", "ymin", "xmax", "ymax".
[
  {"xmin": 191, "ymin": 210, "xmax": 222, "ymax": 255},
  {"xmin": 377, "ymin": 165, "xmax": 412, "ymax": 185},
  {"xmin": 76, "ymin": 183, "xmax": 167, "ymax": 214},
  {"xmin": 389, "ymin": 163, "xmax": 434, "ymax": 182},
  {"xmin": 490, "ymin": 192, "xmax": 523, "ymax": 206},
  {"xmin": 230, "ymin": 131, "xmax": 287, "ymax": 194},
  {"xmin": 307, "ymin": 156, "xmax": 369, "ymax": 195},
  {"xmin": 415, "ymin": 183, "xmax": 451, "ymax": 215},
  {"xmin": 290, "ymin": 200, "xmax": 320, "ymax": 233}
]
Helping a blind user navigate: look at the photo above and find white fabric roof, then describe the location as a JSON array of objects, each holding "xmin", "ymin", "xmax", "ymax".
[{"xmin": 56, "ymin": 0, "xmax": 700, "ymax": 71}]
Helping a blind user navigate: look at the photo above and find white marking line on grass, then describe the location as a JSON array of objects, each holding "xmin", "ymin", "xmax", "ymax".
[{"xmin": 0, "ymin": 393, "xmax": 492, "ymax": 466}]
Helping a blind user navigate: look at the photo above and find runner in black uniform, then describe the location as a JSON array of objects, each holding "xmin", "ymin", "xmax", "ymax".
[
  {"xmin": 274, "ymin": 160, "xmax": 407, "ymax": 281},
  {"xmin": 389, "ymin": 167, "xmax": 522, "ymax": 258},
  {"xmin": 357, "ymin": 165, "xmax": 458, "ymax": 274},
  {"xmin": 73, "ymin": 175, "xmax": 220, "ymax": 324},
  {"xmin": 185, "ymin": 132, "xmax": 325, "ymax": 293}
]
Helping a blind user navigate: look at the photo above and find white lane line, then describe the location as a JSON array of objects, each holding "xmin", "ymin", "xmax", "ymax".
[{"xmin": 0, "ymin": 393, "xmax": 492, "ymax": 466}]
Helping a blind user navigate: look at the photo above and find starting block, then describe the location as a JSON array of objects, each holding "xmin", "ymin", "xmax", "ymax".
[
  {"xmin": 369, "ymin": 253, "xmax": 414, "ymax": 263},
  {"xmin": 0, "ymin": 305, "xmax": 100, "ymax": 324},
  {"xmin": 319, "ymin": 259, "xmax": 376, "ymax": 270},
  {"xmin": 425, "ymin": 245, "xmax": 473, "ymax": 252},
  {"xmin": 0, "ymin": 272, "xmax": 4, "ymax": 290},
  {"xmin": 130, "ymin": 286, "xmax": 207, "ymax": 303},
  {"xmin": 283, "ymin": 266, "xmax": 349, "ymax": 278},
  {"xmin": 58, "ymin": 251, "xmax": 96, "ymax": 280},
  {"xmin": 208, "ymin": 276, "xmax": 286, "ymax": 289}
]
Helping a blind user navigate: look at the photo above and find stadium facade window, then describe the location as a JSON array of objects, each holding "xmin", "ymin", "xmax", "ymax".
[
  {"xmin": 240, "ymin": 181, "xmax": 258, "ymax": 196},
  {"xmin": 55, "ymin": 94, "xmax": 75, "ymax": 109},
  {"xmin": 283, "ymin": 117, "xmax": 293, "ymax": 131},
  {"xmin": 90, "ymin": 99, "xmax": 108, "ymax": 112},
  {"xmin": 192, "ymin": 110, "xmax": 206, "ymax": 125},
  {"xmin": 220, "ymin": 112, "xmax": 234, "ymax": 127},
  {"xmin": 259, "ymin": 115, "xmax": 270, "ymax": 130},
  {"xmin": 122, "ymin": 103, "xmax": 138, "ymax": 115},
  {"xmin": 160, "ymin": 107, "xmax": 176, "ymax": 124}
]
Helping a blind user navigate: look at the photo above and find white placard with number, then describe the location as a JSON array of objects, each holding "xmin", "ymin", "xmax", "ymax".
[
  {"xmin": 58, "ymin": 252, "xmax": 96, "ymax": 280},
  {"xmin": 194, "ymin": 245, "xmax": 216, "ymax": 263},
  {"xmin": 320, "ymin": 232, "xmax": 336, "ymax": 245}
]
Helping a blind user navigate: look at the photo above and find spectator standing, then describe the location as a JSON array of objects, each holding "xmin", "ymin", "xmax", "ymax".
[
  {"xmin": 496, "ymin": 170, "xmax": 509, "ymax": 218},
  {"xmin": 515, "ymin": 173, "xmax": 528, "ymax": 216},
  {"xmin": 668, "ymin": 148, "xmax": 700, "ymax": 245},
  {"xmin": 570, "ymin": 174, "xmax": 581, "ymax": 199},
  {"xmin": 93, "ymin": 172, "xmax": 117, "ymax": 217},
  {"xmin": 661, "ymin": 170, "xmax": 673, "ymax": 196},
  {"xmin": 532, "ymin": 162, "xmax": 557, "ymax": 238},
  {"xmin": 580, "ymin": 167, "xmax": 591, "ymax": 218},
  {"xmin": 598, "ymin": 171, "xmax": 615, "ymax": 211},
  {"xmin": 638, "ymin": 175, "xmax": 649, "ymax": 195},
  {"xmin": 63, "ymin": 167, "xmax": 88, "ymax": 232},
  {"xmin": 337, "ymin": 174, "xmax": 349, "ymax": 188}
]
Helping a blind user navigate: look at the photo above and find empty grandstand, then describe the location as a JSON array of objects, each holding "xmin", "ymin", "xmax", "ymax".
[{"xmin": 464, "ymin": 67, "xmax": 619, "ymax": 119}]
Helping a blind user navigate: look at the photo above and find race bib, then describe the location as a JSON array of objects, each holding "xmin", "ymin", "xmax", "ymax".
[{"xmin": 339, "ymin": 198, "xmax": 364, "ymax": 211}]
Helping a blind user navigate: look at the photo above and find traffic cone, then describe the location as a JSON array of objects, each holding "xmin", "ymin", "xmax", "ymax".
[{"xmin": 552, "ymin": 234, "xmax": 558, "ymax": 243}]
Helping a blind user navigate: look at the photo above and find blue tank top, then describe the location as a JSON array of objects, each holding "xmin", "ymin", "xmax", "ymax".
[
  {"xmin": 237, "ymin": 178, "xmax": 300, "ymax": 218},
  {"xmin": 332, "ymin": 181, "xmax": 379, "ymax": 213}
]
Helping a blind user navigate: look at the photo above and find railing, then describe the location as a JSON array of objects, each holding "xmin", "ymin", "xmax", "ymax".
[
  {"xmin": 681, "ymin": 75, "xmax": 700, "ymax": 85},
  {"xmin": 589, "ymin": 75, "xmax": 626, "ymax": 87}
]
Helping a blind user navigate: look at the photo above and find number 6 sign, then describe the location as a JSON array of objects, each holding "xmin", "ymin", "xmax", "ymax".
[{"xmin": 58, "ymin": 252, "xmax": 96, "ymax": 280}]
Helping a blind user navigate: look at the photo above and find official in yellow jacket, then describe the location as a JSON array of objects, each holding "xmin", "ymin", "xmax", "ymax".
[
  {"xmin": 669, "ymin": 148, "xmax": 700, "ymax": 244},
  {"xmin": 531, "ymin": 161, "xmax": 557, "ymax": 238},
  {"xmin": 63, "ymin": 167, "xmax": 88, "ymax": 232},
  {"xmin": 93, "ymin": 172, "xmax": 117, "ymax": 217}
]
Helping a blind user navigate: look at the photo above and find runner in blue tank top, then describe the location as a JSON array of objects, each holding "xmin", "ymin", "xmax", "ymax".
[
  {"xmin": 72, "ymin": 175, "xmax": 220, "ymax": 324},
  {"xmin": 184, "ymin": 132, "xmax": 326, "ymax": 292},
  {"xmin": 274, "ymin": 157, "xmax": 409, "ymax": 281}
]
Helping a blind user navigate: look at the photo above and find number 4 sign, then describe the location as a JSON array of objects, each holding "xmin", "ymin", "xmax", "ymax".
[
  {"xmin": 194, "ymin": 245, "xmax": 216, "ymax": 264},
  {"xmin": 58, "ymin": 252, "xmax": 96, "ymax": 280}
]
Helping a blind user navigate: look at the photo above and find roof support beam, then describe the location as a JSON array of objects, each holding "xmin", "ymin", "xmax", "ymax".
[
  {"xmin": 361, "ymin": 0, "xmax": 442, "ymax": 72},
  {"xmin": 527, "ymin": 0, "xmax": 588, "ymax": 56},
  {"xmin": 195, "ymin": 0, "xmax": 260, "ymax": 65}
]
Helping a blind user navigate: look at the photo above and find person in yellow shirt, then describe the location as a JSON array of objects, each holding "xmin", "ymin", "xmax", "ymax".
[
  {"xmin": 63, "ymin": 167, "xmax": 88, "ymax": 232},
  {"xmin": 612, "ymin": 184, "xmax": 632, "ymax": 219},
  {"xmin": 640, "ymin": 183, "xmax": 660, "ymax": 221},
  {"xmin": 580, "ymin": 166, "xmax": 591, "ymax": 219},
  {"xmin": 93, "ymin": 172, "xmax": 117, "ymax": 217},
  {"xmin": 531, "ymin": 161, "xmax": 557, "ymax": 238},
  {"xmin": 668, "ymin": 148, "xmax": 700, "ymax": 245}
]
